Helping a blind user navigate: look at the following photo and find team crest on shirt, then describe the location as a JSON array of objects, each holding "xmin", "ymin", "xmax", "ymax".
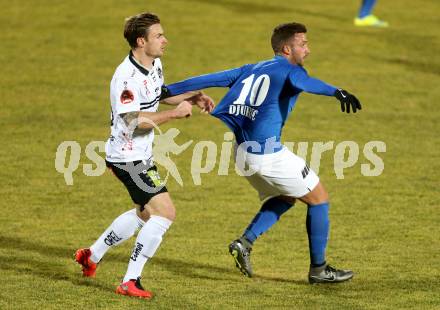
[{"xmin": 120, "ymin": 89, "xmax": 134, "ymax": 104}]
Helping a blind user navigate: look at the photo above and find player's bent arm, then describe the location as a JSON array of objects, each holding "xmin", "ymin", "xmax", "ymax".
[
  {"xmin": 121, "ymin": 101, "xmax": 192, "ymax": 130},
  {"xmin": 162, "ymin": 91, "xmax": 215, "ymax": 113}
]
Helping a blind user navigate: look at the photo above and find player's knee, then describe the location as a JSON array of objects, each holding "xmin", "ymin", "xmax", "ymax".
[
  {"xmin": 313, "ymin": 182, "xmax": 329, "ymax": 202},
  {"xmin": 145, "ymin": 198, "xmax": 176, "ymax": 221},
  {"xmin": 311, "ymin": 191, "xmax": 328, "ymax": 205},
  {"xmin": 160, "ymin": 203, "xmax": 176, "ymax": 221},
  {"xmin": 299, "ymin": 182, "xmax": 329, "ymax": 205},
  {"xmin": 319, "ymin": 189, "xmax": 329, "ymax": 202}
]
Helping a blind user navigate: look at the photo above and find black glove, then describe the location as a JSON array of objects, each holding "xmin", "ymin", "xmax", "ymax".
[{"xmin": 334, "ymin": 89, "xmax": 362, "ymax": 113}]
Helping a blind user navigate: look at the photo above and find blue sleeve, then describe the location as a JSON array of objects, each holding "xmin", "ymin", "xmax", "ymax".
[
  {"xmin": 289, "ymin": 67, "xmax": 337, "ymax": 96},
  {"xmin": 166, "ymin": 66, "xmax": 245, "ymax": 96}
]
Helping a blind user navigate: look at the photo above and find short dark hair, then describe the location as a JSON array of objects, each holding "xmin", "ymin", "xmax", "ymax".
[
  {"xmin": 271, "ymin": 22, "xmax": 307, "ymax": 54},
  {"xmin": 124, "ymin": 12, "xmax": 161, "ymax": 48}
]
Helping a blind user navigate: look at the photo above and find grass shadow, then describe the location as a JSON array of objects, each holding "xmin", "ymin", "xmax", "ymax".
[
  {"xmin": 380, "ymin": 57, "xmax": 440, "ymax": 76},
  {"xmin": 0, "ymin": 234, "xmax": 306, "ymax": 286},
  {"xmin": 0, "ymin": 254, "xmax": 114, "ymax": 292},
  {"xmin": 254, "ymin": 274, "xmax": 308, "ymax": 285}
]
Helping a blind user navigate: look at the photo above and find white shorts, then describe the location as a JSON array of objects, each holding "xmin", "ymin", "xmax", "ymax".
[{"xmin": 235, "ymin": 145, "xmax": 320, "ymax": 202}]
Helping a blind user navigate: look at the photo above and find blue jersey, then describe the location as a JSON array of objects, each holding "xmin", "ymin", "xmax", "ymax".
[{"xmin": 167, "ymin": 55, "xmax": 337, "ymax": 154}]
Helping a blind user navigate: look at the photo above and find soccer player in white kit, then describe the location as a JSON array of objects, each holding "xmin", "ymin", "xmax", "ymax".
[{"xmin": 75, "ymin": 13, "xmax": 213, "ymax": 299}]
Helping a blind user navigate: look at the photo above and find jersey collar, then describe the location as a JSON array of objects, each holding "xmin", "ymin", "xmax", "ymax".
[
  {"xmin": 129, "ymin": 51, "xmax": 155, "ymax": 76},
  {"xmin": 274, "ymin": 55, "xmax": 288, "ymax": 62}
]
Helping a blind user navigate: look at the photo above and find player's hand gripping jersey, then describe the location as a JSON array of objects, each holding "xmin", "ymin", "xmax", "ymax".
[{"xmin": 167, "ymin": 56, "xmax": 337, "ymax": 154}]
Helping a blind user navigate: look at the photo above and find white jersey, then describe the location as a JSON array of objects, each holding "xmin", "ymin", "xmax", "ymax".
[{"xmin": 105, "ymin": 52, "xmax": 165, "ymax": 163}]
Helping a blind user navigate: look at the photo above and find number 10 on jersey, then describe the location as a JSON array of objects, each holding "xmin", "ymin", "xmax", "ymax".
[{"xmin": 233, "ymin": 74, "xmax": 271, "ymax": 107}]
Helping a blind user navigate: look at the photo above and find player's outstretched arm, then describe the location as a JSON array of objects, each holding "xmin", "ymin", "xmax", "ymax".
[
  {"xmin": 290, "ymin": 68, "xmax": 337, "ymax": 96},
  {"xmin": 289, "ymin": 68, "xmax": 362, "ymax": 113},
  {"xmin": 165, "ymin": 67, "xmax": 245, "ymax": 96},
  {"xmin": 334, "ymin": 89, "xmax": 362, "ymax": 113},
  {"xmin": 162, "ymin": 91, "xmax": 200, "ymax": 105}
]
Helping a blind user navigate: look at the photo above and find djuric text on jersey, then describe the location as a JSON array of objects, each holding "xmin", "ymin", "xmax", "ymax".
[{"xmin": 229, "ymin": 104, "xmax": 258, "ymax": 121}]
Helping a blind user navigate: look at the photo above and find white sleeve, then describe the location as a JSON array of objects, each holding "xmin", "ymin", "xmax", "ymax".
[{"xmin": 113, "ymin": 77, "xmax": 142, "ymax": 115}]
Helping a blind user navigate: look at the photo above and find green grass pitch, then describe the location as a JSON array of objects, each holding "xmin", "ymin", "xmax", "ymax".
[{"xmin": 1, "ymin": 0, "xmax": 439, "ymax": 308}]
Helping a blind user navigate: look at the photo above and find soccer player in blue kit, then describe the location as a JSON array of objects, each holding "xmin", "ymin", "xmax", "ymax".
[{"xmin": 165, "ymin": 22, "xmax": 361, "ymax": 283}]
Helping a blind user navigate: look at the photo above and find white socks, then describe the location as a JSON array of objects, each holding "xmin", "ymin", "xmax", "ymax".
[
  {"xmin": 90, "ymin": 209, "xmax": 144, "ymax": 263},
  {"xmin": 122, "ymin": 215, "xmax": 172, "ymax": 283},
  {"xmin": 88, "ymin": 210, "xmax": 173, "ymax": 282}
]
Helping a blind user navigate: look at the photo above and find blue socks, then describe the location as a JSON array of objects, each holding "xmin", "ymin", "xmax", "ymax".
[
  {"xmin": 241, "ymin": 198, "xmax": 330, "ymax": 268},
  {"xmin": 243, "ymin": 197, "xmax": 293, "ymax": 244},
  {"xmin": 306, "ymin": 202, "xmax": 330, "ymax": 267},
  {"xmin": 358, "ymin": 0, "xmax": 377, "ymax": 18}
]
